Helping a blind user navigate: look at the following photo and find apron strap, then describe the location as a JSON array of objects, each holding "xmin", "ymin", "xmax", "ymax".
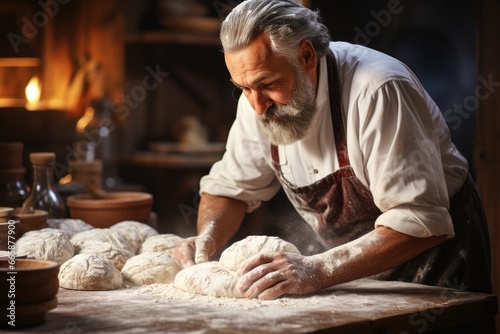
[{"xmin": 325, "ymin": 49, "xmax": 350, "ymax": 167}]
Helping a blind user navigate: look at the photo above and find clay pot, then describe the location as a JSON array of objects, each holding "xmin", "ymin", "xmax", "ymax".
[
  {"xmin": 0, "ymin": 142, "xmax": 24, "ymax": 169},
  {"xmin": 13, "ymin": 209, "xmax": 48, "ymax": 234},
  {"xmin": 0, "ymin": 259, "xmax": 59, "ymax": 328},
  {"xmin": 67, "ymin": 191, "xmax": 153, "ymax": 228}
]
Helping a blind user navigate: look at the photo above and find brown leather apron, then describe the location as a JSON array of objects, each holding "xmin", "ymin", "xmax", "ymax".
[{"xmin": 270, "ymin": 50, "xmax": 492, "ymax": 294}]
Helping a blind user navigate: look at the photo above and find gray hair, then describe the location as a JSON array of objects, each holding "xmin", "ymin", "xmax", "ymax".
[{"xmin": 220, "ymin": 0, "xmax": 331, "ymax": 64}]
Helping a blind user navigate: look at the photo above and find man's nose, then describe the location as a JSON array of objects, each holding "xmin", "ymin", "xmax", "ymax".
[{"xmin": 249, "ymin": 90, "xmax": 272, "ymax": 116}]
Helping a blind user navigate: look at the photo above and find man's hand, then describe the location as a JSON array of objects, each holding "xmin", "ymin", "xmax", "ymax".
[
  {"xmin": 235, "ymin": 227, "xmax": 448, "ymax": 300},
  {"xmin": 236, "ymin": 252, "xmax": 327, "ymax": 300},
  {"xmin": 172, "ymin": 235, "xmax": 216, "ymax": 268},
  {"xmin": 172, "ymin": 193, "xmax": 247, "ymax": 268}
]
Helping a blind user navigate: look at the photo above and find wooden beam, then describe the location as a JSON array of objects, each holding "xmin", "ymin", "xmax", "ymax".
[{"xmin": 475, "ymin": 0, "xmax": 500, "ymax": 330}]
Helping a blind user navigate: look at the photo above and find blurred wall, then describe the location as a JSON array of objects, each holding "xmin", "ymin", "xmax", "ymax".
[{"xmin": 312, "ymin": 0, "xmax": 477, "ymax": 174}]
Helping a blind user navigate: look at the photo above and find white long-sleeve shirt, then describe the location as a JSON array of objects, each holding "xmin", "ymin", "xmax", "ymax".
[{"xmin": 200, "ymin": 42, "xmax": 468, "ymax": 239}]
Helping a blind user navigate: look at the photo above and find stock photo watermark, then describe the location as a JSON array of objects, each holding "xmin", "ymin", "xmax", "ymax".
[
  {"xmin": 7, "ymin": 0, "xmax": 72, "ymax": 54},
  {"xmin": 5, "ymin": 219, "xmax": 17, "ymax": 327},
  {"xmin": 399, "ymin": 279, "xmax": 468, "ymax": 334},
  {"xmin": 353, "ymin": 0, "xmax": 412, "ymax": 46},
  {"xmin": 50, "ymin": 64, "xmax": 170, "ymax": 179},
  {"xmin": 178, "ymin": 187, "xmax": 202, "ymax": 225},
  {"xmin": 443, "ymin": 73, "xmax": 500, "ymax": 130},
  {"xmin": 212, "ymin": 0, "xmax": 243, "ymax": 20}
]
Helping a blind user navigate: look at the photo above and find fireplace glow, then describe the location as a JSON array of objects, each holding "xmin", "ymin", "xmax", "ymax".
[
  {"xmin": 25, "ymin": 76, "xmax": 41, "ymax": 104},
  {"xmin": 24, "ymin": 76, "xmax": 65, "ymax": 111}
]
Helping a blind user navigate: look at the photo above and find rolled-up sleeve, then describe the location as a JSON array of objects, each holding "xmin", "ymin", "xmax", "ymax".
[
  {"xmin": 200, "ymin": 96, "xmax": 281, "ymax": 212},
  {"xmin": 354, "ymin": 79, "xmax": 455, "ymax": 238}
]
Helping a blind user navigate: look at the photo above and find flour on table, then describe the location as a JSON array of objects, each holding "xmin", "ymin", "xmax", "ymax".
[
  {"xmin": 78, "ymin": 242, "xmax": 134, "ymax": 270},
  {"xmin": 16, "ymin": 228, "xmax": 74, "ymax": 264},
  {"xmin": 70, "ymin": 228, "xmax": 135, "ymax": 254},
  {"xmin": 139, "ymin": 234, "xmax": 182, "ymax": 256},
  {"xmin": 174, "ymin": 261, "xmax": 245, "ymax": 298},
  {"xmin": 121, "ymin": 252, "xmax": 181, "ymax": 286},
  {"xmin": 110, "ymin": 220, "xmax": 158, "ymax": 254},
  {"xmin": 59, "ymin": 253, "xmax": 123, "ymax": 290},
  {"xmin": 219, "ymin": 235, "xmax": 301, "ymax": 271}
]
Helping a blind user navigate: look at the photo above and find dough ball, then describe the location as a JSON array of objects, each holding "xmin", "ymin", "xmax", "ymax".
[
  {"xmin": 59, "ymin": 253, "xmax": 123, "ymax": 290},
  {"xmin": 139, "ymin": 234, "xmax": 182, "ymax": 255},
  {"xmin": 16, "ymin": 229, "xmax": 74, "ymax": 264},
  {"xmin": 174, "ymin": 262, "xmax": 244, "ymax": 298},
  {"xmin": 70, "ymin": 228, "xmax": 135, "ymax": 254},
  {"xmin": 78, "ymin": 242, "xmax": 134, "ymax": 270},
  {"xmin": 110, "ymin": 220, "xmax": 158, "ymax": 254},
  {"xmin": 47, "ymin": 218, "xmax": 94, "ymax": 238},
  {"xmin": 220, "ymin": 235, "xmax": 301, "ymax": 272},
  {"xmin": 121, "ymin": 252, "xmax": 181, "ymax": 286}
]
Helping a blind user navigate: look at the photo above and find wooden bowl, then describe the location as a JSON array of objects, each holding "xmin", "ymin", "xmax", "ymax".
[
  {"xmin": 0, "ymin": 207, "xmax": 14, "ymax": 223},
  {"xmin": 1, "ymin": 297, "xmax": 57, "ymax": 328},
  {"xmin": 66, "ymin": 192, "xmax": 153, "ymax": 228},
  {"xmin": 0, "ymin": 259, "xmax": 59, "ymax": 327},
  {"xmin": 0, "ymin": 208, "xmax": 21, "ymax": 251},
  {"xmin": 0, "ymin": 220, "xmax": 21, "ymax": 251},
  {"xmin": 13, "ymin": 209, "xmax": 48, "ymax": 234},
  {"xmin": 0, "ymin": 259, "xmax": 60, "ymax": 304}
]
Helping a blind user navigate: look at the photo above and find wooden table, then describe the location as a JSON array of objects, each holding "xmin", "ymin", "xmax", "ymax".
[{"xmin": 4, "ymin": 279, "xmax": 497, "ymax": 333}]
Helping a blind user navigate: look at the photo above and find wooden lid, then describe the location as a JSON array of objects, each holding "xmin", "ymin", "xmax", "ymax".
[
  {"xmin": 0, "ymin": 142, "xmax": 23, "ymax": 152},
  {"xmin": 29, "ymin": 152, "xmax": 56, "ymax": 164},
  {"xmin": 0, "ymin": 207, "xmax": 13, "ymax": 222},
  {"xmin": 0, "ymin": 167, "xmax": 26, "ymax": 177},
  {"xmin": 0, "ymin": 142, "xmax": 23, "ymax": 168}
]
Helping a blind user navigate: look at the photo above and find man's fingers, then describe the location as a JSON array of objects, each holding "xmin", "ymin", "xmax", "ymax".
[
  {"xmin": 194, "ymin": 235, "xmax": 216, "ymax": 264},
  {"xmin": 172, "ymin": 239, "xmax": 197, "ymax": 268},
  {"xmin": 194, "ymin": 238, "xmax": 209, "ymax": 264},
  {"xmin": 237, "ymin": 253, "xmax": 272, "ymax": 277}
]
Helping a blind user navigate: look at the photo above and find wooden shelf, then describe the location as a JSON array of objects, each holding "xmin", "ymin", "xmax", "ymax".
[{"xmin": 125, "ymin": 31, "xmax": 220, "ymax": 46}]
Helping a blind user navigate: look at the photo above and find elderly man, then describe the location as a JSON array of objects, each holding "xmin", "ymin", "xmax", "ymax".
[{"xmin": 173, "ymin": 0, "xmax": 492, "ymax": 300}]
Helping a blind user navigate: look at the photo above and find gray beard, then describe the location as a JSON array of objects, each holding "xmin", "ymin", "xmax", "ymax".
[{"xmin": 258, "ymin": 67, "xmax": 317, "ymax": 146}]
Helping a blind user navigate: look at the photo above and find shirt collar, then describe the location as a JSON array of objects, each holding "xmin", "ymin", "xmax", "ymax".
[
  {"xmin": 304, "ymin": 55, "xmax": 330, "ymax": 138},
  {"xmin": 316, "ymin": 55, "xmax": 329, "ymax": 111}
]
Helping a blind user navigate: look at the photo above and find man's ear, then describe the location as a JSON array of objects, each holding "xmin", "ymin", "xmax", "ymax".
[{"xmin": 298, "ymin": 39, "xmax": 317, "ymax": 74}]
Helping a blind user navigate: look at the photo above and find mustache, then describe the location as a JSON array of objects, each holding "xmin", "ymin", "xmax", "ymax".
[{"xmin": 260, "ymin": 104, "xmax": 299, "ymax": 123}]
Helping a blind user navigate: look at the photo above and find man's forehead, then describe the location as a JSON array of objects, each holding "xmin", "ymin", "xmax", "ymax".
[{"xmin": 224, "ymin": 35, "xmax": 285, "ymax": 85}]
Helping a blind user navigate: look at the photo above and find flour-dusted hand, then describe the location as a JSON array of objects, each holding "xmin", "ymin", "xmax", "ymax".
[
  {"xmin": 236, "ymin": 252, "xmax": 328, "ymax": 300},
  {"xmin": 172, "ymin": 235, "xmax": 216, "ymax": 268}
]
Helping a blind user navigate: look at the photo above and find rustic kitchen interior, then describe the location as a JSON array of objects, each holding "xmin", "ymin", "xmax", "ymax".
[{"xmin": 0, "ymin": 0, "xmax": 498, "ymax": 332}]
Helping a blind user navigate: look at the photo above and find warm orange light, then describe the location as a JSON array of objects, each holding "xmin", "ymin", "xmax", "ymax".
[
  {"xmin": 25, "ymin": 76, "xmax": 41, "ymax": 104},
  {"xmin": 76, "ymin": 106, "xmax": 95, "ymax": 132}
]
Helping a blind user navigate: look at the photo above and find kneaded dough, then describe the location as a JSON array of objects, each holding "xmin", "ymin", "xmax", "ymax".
[
  {"xmin": 59, "ymin": 253, "xmax": 123, "ymax": 290},
  {"xmin": 16, "ymin": 229, "xmax": 74, "ymax": 264},
  {"xmin": 47, "ymin": 218, "xmax": 94, "ymax": 238},
  {"xmin": 70, "ymin": 228, "xmax": 135, "ymax": 254},
  {"xmin": 78, "ymin": 242, "xmax": 134, "ymax": 270},
  {"xmin": 219, "ymin": 235, "xmax": 301, "ymax": 271},
  {"xmin": 174, "ymin": 262, "xmax": 244, "ymax": 298},
  {"xmin": 139, "ymin": 234, "xmax": 182, "ymax": 255},
  {"xmin": 121, "ymin": 252, "xmax": 181, "ymax": 286},
  {"xmin": 110, "ymin": 220, "xmax": 158, "ymax": 254}
]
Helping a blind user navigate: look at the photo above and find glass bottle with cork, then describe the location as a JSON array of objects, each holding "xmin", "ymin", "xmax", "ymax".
[
  {"xmin": 21, "ymin": 152, "xmax": 67, "ymax": 218},
  {"xmin": 0, "ymin": 142, "xmax": 29, "ymax": 208}
]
